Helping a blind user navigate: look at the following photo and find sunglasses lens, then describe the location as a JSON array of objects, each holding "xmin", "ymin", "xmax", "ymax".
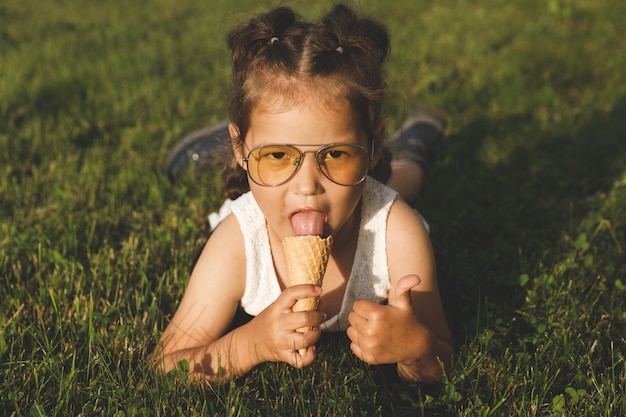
[
  {"xmin": 247, "ymin": 145, "xmax": 300, "ymax": 186},
  {"xmin": 319, "ymin": 145, "xmax": 370, "ymax": 185}
]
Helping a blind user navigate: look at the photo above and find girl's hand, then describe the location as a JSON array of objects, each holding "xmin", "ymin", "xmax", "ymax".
[
  {"xmin": 347, "ymin": 275, "xmax": 435, "ymax": 365},
  {"xmin": 246, "ymin": 284, "xmax": 326, "ymax": 368}
]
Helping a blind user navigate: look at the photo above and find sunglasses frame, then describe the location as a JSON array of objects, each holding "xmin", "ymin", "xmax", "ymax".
[{"xmin": 242, "ymin": 140, "xmax": 375, "ymax": 187}]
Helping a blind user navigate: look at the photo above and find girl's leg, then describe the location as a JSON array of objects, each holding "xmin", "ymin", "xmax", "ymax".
[
  {"xmin": 386, "ymin": 160, "xmax": 426, "ymax": 203},
  {"xmin": 164, "ymin": 121, "xmax": 230, "ymax": 180},
  {"xmin": 385, "ymin": 108, "xmax": 447, "ymax": 204}
]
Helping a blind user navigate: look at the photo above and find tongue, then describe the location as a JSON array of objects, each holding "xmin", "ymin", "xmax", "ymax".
[{"xmin": 290, "ymin": 211, "xmax": 325, "ymax": 236}]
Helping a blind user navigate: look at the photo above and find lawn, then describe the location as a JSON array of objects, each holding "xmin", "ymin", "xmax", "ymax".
[{"xmin": 1, "ymin": 0, "xmax": 625, "ymax": 415}]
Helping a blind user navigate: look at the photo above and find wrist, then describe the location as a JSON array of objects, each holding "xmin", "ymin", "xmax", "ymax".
[
  {"xmin": 198, "ymin": 324, "xmax": 262, "ymax": 381},
  {"xmin": 236, "ymin": 318, "xmax": 274, "ymax": 367},
  {"xmin": 401, "ymin": 324, "xmax": 436, "ymax": 366},
  {"xmin": 395, "ymin": 330, "xmax": 440, "ymax": 384}
]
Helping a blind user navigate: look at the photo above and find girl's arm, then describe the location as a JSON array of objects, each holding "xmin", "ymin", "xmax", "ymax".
[
  {"xmin": 156, "ymin": 215, "xmax": 325, "ymax": 382},
  {"xmin": 347, "ymin": 198, "xmax": 455, "ymax": 385}
]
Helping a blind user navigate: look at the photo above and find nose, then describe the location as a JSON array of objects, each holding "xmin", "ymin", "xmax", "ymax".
[{"xmin": 290, "ymin": 152, "xmax": 323, "ymax": 195}]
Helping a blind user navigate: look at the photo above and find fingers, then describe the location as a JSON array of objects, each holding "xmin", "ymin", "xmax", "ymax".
[
  {"xmin": 287, "ymin": 310, "xmax": 327, "ymax": 334},
  {"xmin": 346, "ymin": 320, "xmax": 380, "ymax": 364},
  {"xmin": 286, "ymin": 345, "xmax": 317, "ymax": 368},
  {"xmin": 256, "ymin": 285, "xmax": 326, "ymax": 367},
  {"xmin": 350, "ymin": 298, "xmax": 379, "ymax": 318},
  {"xmin": 277, "ymin": 284, "xmax": 323, "ymax": 310},
  {"xmin": 281, "ymin": 326, "xmax": 321, "ymax": 368},
  {"xmin": 347, "ymin": 295, "xmax": 418, "ymax": 365},
  {"xmin": 347, "ymin": 304, "xmax": 374, "ymax": 362},
  {"xmin": 277, "ymin": 284, "xmax": 326, "ymax": 335}
]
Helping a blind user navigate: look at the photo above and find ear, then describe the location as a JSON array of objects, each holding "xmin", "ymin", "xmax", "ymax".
[
  {"xmin": 229, "ymin": 123, "xmax": 245, "ymax": 168},
  {"xmin": 369, "ymin": 122, "xmax": 385, "ymax": 169}
]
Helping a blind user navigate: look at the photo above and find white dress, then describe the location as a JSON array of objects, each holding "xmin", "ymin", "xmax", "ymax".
[{"xmin": 212, "ymin": 177, "xmax": 398, "ymax": 332}]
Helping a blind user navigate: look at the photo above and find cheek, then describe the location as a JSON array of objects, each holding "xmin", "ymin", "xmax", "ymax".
[
  {"xmin": 327, "ymin": 186, "xmax": 364, "ymax": 228},
  {"xmin": 250, "ymin": 187, "xmax": 280, "ymax": 210},
  {"xmin": 249, "ymin": 187, "xmax": 289, "ymax": 226}
]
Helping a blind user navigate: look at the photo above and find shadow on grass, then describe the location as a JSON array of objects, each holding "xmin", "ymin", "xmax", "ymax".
[{"xmin": 427, "ymin": 95, "xmax": 626, "ymax": 343}]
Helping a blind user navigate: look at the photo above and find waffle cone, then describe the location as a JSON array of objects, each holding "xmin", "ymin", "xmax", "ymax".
[{"xmin": 282, "ymin": 235, "xmax": 333, "ymax": 332}]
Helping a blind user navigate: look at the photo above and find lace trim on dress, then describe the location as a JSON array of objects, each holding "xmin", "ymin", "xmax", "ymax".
[
  {"xmin": 230, "ymin": 192, "xmax": 282, "ymax": 316},
  {"xmin": 322, "ymin": 178, "xmax": 397, "ymax": 331}
]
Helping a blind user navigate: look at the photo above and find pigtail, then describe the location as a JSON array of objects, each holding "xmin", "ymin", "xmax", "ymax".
[
  {"xmin": 227, "ymin": 7, "xmax": 306, "ymax": 87},
  {"xmin": 303, "ymin": 4, "xmax": 390, "ymax": 136},
  {"xmin": 306, "ymin": 4, "xmax": 392, "ymax": 182},
  {"xmin": 306, "ymin": 4, "xmax": 389, "ymax": 78},
  {"xmin": 222, "ymin": 163, "xmax": 248, "ymax": 200},
  {"xmin": 223, "ymin": 7, "xmax": 310, "ymax": 200}
]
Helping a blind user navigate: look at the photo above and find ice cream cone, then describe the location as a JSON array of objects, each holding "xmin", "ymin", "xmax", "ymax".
[{"xmin": 282, "ymin": 234, "xmax": 333, "ymax": 345}]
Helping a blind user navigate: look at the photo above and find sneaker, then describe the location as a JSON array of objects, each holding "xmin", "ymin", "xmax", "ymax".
[
  {"xmin": 389, "ymin": 108, "xmax": 447, "ymax": 172},
  {"xmin": 164, "ymin": 120, "xmax": 231, "ymax": 180}
]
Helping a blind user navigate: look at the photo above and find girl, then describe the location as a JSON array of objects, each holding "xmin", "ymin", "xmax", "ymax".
[{"xmin": 157, "ymin": 4, "xmax": 454, "ymax": 385}]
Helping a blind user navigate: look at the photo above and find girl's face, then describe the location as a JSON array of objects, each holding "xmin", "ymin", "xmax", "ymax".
[{"xmin": 233, "ymin": 98, "xmax": 378, "ymax": 244}]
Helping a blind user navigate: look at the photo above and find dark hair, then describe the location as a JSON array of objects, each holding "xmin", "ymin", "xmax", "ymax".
[{"xmin": 223, "ymin": 4, "xmax": 391, "ymax": 200}]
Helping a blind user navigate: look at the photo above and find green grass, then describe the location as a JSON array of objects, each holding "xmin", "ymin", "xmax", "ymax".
[{"xmin": 1, "ymin": 0, "xmax": 625, "ymax": 415}]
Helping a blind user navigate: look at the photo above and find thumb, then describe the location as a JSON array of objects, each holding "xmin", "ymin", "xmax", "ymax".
[{"xmin": 389, "ymin": 274, "xmax": 421, "ymax": 310}]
